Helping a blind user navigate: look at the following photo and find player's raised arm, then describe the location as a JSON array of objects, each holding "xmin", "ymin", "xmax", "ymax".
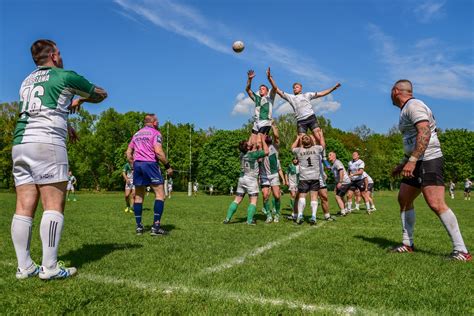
[
  {"xmin": 271, "ymin": 121, "xmax": 280, "ymax": 145},
  {"xmin": 314, "ymin": 83, "xmax": 341, "ymax": 98},
  {"xmin": 260, "ymin": 133, "xmax": 270, "ymax": 156},
  {"xmin": 267, "ymin": 67, "xmax": 285, "ymax": 99},
  {"xmin": 246, "ymin": 70, "xmax": 256, "ymax": 100},
  {"xmin": 291, "ymin": 135, "xmax": 301, "ymax": 150}
]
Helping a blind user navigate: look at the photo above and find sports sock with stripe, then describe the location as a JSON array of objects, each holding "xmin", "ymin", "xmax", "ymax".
[
  {"xmin": 153, "ymin": 199, "xmax": 164, "ymax": 225},
  {"xmin": 11, "ymin": 215, "xmax": 34, "ymax": 270},
  {"xmin": 401, "ymin": 209, "xmax": 415, "ymax": 247},
  {"xmin": 274, "ymin": 198, "xmax": 281, "ymax": 216},
  {"xmin": 40, "ymin": 210, "xmax": 64, "ymax": 269},
  {"xmin": 133, "ymin": 203, "xmax": 143, "ymax": 225},
  {"xmin": 439, "ymin": 209, "xmax": 468, "ymax": 253}
]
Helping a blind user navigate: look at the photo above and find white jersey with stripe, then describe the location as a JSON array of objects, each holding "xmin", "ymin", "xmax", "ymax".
[
  {"xmin": 331, "ymin": 159, "xmax": 351, "ymax": 185},
  {"xmin": 348, "ymin": 159, "xmax": 366, "ymax": 181},
  {"xmin": 362, "ymin": 171, "xmax": 374, "ymax": 184},
  {"xmin": 292, "ymin": 145, "xmax": 323, "ymax": 181},
  {"xmin": 399, "ymin": 98, "xmax": 442, "ymax": 161},
  {"xmin": 281, "ymin": 92, "xmax": 317, "ymax": 121}
]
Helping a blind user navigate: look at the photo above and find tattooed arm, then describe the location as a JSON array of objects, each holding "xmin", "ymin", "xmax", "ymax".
[{"xmin": 401, "ymin": 121, "xmax": 430, "ymax": 178}]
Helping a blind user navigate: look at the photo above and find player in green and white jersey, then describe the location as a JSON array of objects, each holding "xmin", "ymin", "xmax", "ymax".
[
  {"xmin": 122, "ymin": 162, "xmax": 135, "ymax": 213},
  {"xmin": 11, "ymin": 39, "xmax": 107, "ymax": 280},
  {"xmin": 224, "ymin": 135, "xmax": 269, "ymax": 225},
  {"xmin": 259, "ymin": 124, "xmax": 286, "ymax": 223},
  {"xmin": 246, "ymin": 70, "xmax": 276, "ymax": 149}
]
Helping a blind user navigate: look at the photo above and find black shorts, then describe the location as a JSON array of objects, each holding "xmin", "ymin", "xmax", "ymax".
[
  {"xmin": 464, "ymin": 188, "xmax": 471, "ymax": 193},
  {"xmin": 401, "ymin": 157, "xmax": 444, "ymax": 188},
  {"xmin": 367, "ymin": 183, "xmax": 374, "ymax": 192},
  {"xmin": 251, "ymin": 125, "xmax": 271, "ymax": 135},
  {"xmin": 298, "ymin": 180, "xmax": 320, "ymax": 193},
  {"xmin": 297, "ymin": 114, "xmax": 319, "ymax": 134},
  {"xmin": 336, "ymin": 183, "xmax": 350, "ymax": 197},
  {"xmin": 349, "ymin": 179, "xmax": 366, "ymax": 192}
]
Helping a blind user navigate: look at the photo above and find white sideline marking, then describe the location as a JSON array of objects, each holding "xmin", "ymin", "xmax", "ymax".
[
  {"xmin": 201, "ymin": 223, "xmax": 326, "ymax": 274},
  {"xmin": 80, "ymin": 273, "xmax": 365, "ymax": 314}
]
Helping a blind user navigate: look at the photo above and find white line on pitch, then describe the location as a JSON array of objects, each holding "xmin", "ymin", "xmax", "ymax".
[
  {"xmin": 80, "ymin": 273, "xmax": 368, "ymax": 315},
  {"xmin": 201, "ymin": 222, "xmax": 327, "ymax": 274}
]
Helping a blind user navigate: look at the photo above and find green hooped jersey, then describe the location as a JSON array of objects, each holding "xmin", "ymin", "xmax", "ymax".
[
  {"xmin": 252, "ymin": 92, "xmax": 273, "ymax": 121},
  {"xmin": 13, "ymin": 66, "xmax": 95, "ymax": 147},
  {"xmin": 260, "ymin": 145, "xmax": 280, "ymax": 176},
  {"xmin": 240, "ymin": 150, "xmax": 266, "ymax": 178}
]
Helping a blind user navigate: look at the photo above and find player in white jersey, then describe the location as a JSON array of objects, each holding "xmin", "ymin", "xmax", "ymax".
[
  {"xmin": 209, "ymin": 184, "xmax": 214, "ymax": 195},
  {"xmin": 448, "ymin": 180, "xmax": 455, "ymax": 199},
  {"xmin": 329, "ymin": 152, "xmax": 351, "ymax": 216},
  {"xmin": 285, "ymin": 157, "xmax": 299, "ymax": 220},
  {"xmin": 464, "ymin": 179, "xmax": 472, "ymax": 200},
  {"xmin": 193, "ymin": 182, "xmax": 198, "ymax": 197},
  {"xmin": 390, "ymin": 79, "xmax": 470, "ymax": 261},
  {"xmin": 66, "ymin": 171, "xmax": 77, "ymax": 202},
  {"xmin": 167, "ymin": 178, "xmax": 173, "ymax": 199},
  {"xmin": 11, "ymin": 39, "xmax": 107, "ymax": 280},
  {"xmin": 122, "ymin": 162, "xmax": 135, "ymax": 212},
  {"xmin": 291, "ymin": 134, "xmax": 324, "ymax": 225},
  {"xmin": 246, "ymin": 70, "xmax": 276, "ymax": 148},
  {"xmin": 346, "ymin": 152, "xmax": 373, "ymax": 214},
  {"xmin": 230, "ymin": 186, "xmax": 234, "ymax": 196},
  {"xmin": 224, "ymin": 135, "xmax": 269, "ymax": 224},
  {"xmin": 363, "ymin": 171, "xmax": 376, "ymax": 211},
  {"xmin": 267, "ymin": 67, "xmax": 340, "ymax": 146}
]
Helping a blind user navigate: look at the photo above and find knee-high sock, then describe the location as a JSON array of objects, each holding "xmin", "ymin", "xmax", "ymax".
[
  {"xmin": 311, "ymin": 201, "xmax": 318, "ymax": 218},
  {"xmin": 226, "ymin": 202, "xmax": 238, "ymax": 220},
  {"xmin": 439, "ymin": 209, "xmax": 468, "ymax": 253},
  {"xmin": 11, "ymin": 215, "xmax": 34, "ymax": 269},
  {"xmin": 133, "ymin": 203, "xmax": 143, "ymax": 225},
  {"xmin": 401, "ymin": 209, "xmax": 415, "ymax": 247},
  {"xmin": 274, "ymin": 198, "xmax": 281, "ymax": 216},
  {"xmin": 40, "ymin": 211, "xmax": 64, "ymax": 269},
  {"xmin": 290, "ymin": 199, "xmax": 294, "ymax": 210},
  {"xmin": 247, "ymin": 204, "xmax": 257, "ymax": 223},
  {"xmin": 298, "ymin": 198, "xmax": 306, "ymax": 218},
  {"xmin": 153, "ymin": 199, "xmax": 165, "ymax": 225},
  {"xmin": 263, "ymin": 200, "xmax": 270, "ymax": 216}
]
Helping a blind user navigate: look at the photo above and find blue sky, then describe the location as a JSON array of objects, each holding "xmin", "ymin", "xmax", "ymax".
[{"xmin": 1, "ymin": 0, "xmax": 473, "ymax": 133}]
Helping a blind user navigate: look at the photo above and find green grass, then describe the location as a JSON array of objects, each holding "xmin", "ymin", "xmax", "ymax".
[{"xmin": 0, "ymin": 191, "xmax": 472, "ymax": 314}]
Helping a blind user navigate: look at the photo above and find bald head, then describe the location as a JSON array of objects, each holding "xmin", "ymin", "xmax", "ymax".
[
  {"xmin": 144, "ymin": 114, "xmax": 157, "ymax": 126},
  {"xmin": 391, "ymin": 79, "xmax": 414, "ymax": 107}
]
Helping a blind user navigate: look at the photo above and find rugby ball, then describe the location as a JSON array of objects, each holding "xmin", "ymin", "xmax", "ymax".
[{"xmin": 232, "ymin": 41, "xmax": 245, "ymax": 53}]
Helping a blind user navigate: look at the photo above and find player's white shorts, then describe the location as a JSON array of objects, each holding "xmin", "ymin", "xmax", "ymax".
[
  {"xmin": 288, "ymin": 180, "xmax": 298, "ymax": 192},
  {"xmin": 260, "ymin": 173, "xmax": 280, "ymax": 187},
  {"xmin": 12, "ymin": 143, "xmax": 68, "ymax": 186},
  {"xmin": 236, "ymin": 176, "xmax": 259, "ymax": 196},
  {"xmin": 252, "ymin": 120, "xmax": 272, "ymax": 133},
  {"xmin": 67, "ymin": 184, "xmax": 75, "ymax": 191},
  {"xmin": 125, "ymin": 182, "xmax": 135, "ymax": 190}
]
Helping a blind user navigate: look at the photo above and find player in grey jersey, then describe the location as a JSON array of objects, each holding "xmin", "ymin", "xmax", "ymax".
[
  {"xmin": 11, "ymin": 39, "xmax": 107, "ymax": 280},
  {"xmin": 329, "ymin": 152, "xmax": 351, "ymax": 216},
  {"xmin": 291, "ymin": 134, "xmax": 324, "ymax": 225},
  {"xmin": 267, "ymin": 67, "xmax": 340, "ymax": 146},
  {"xmin": 390, "ymin": 79, "xmax": 470, "ymax": 261}
]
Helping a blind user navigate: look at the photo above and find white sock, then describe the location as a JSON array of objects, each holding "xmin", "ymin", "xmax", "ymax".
[
  {"xmin": 347, "ymin": 201, "xmax": 352, "ymax": 210},
  {"xmin": 366, "ymin": 202, "xmax": 371, "ymax": 210},
  {"xmin": 310, "ymin": 201, "xmax": 318, "ymax": 218},
  {"xmin": 355, "ymin": 203, "xmax": 360, "ymax": 209},
  {"xmin": 11, "ymin": 215, "xmax": 34, "ymax": 269},
  {"xmin": 297, "ymin": 198, "xmax": 306, "ymax": 218},
  {"xmin": 324, "ymin": 212, "xmax": 330, "ymax": 219},
  {"xmin": 40, "ymin": 211, "xmax": 64, "ymax": 269},
  {"xmin": 439, "ymin": 209, "xmax": 468, "ymax": 253},
  {"xmin": 401, "ymin": 209, "xmax": 415, "ymax": 247}
]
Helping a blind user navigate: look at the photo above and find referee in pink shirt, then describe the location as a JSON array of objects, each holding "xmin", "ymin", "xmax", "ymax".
[{"xmin": 126, "ymin": 114, "xmax": 173, "ymax": 236}]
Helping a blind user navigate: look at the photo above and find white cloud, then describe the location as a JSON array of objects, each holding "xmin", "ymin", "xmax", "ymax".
[
  {"xmin": 414, "ymin": 1, "xmax": 445, "ymax": 23},
  {"xmin": 114, "ymin": 0, "xmax": 335, "ymax": 85},
  {"xmin": 231, "ymin": 93, "xmax": 254, "ymax": 116},
  {"xmin": 368, "ymin": 23, "xmax": 474, "ymax": 100}
]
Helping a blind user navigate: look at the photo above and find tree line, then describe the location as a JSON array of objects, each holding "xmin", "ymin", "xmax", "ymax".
[{"xmin": 1, "ymin": 102, "xmax": 473, "ymax": 192}]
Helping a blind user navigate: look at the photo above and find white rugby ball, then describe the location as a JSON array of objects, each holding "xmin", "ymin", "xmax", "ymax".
[{"xmin": 232, "ymin": 41, "xmax": 245, "ymax": 53}]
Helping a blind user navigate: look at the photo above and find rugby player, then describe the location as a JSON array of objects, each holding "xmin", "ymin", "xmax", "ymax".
[
  {"xmin": 464, "ymin": 179, "xmax": 472, "ymax": 201},
  {"xmin": 328, "ymin": 152, "xmax": 351, "ymax": 216},
  {"xmin": 66, "ymin": 171, "xmax": 77, "ymax": 202},
  {"xmin": 347, "ymin": 152, "xmax": 372, "ymax": 214},
  {"xmin": 122, "ymin": 162, "xmax": 135, "ymax": 212}
]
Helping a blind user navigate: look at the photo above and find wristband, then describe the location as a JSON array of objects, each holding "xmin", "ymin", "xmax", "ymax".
[
  {"xmin": 164, "ymin": 162, "xmax": 171, "ymax": 169},
  {"xmin": 408, "ymin": 156, "xmax": 418, "ymax": 163}
]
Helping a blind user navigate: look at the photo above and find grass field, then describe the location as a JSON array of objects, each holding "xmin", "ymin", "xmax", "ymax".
[{"xmin": 0, "ymin": 190, "xmax": 472, "ymax": 314}]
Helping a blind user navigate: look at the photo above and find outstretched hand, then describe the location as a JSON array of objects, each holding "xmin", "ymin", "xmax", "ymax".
[
  {"xmin": 69, "ymin": 98, "xmax": 84, "ymax": 114},
  {"xmin": 266, "ymin": 67, "xmax": 271, "ymax": 77},
  {"xmin": 248, "ymin": 70, "xmax": 255, "ymax": 79},
  {"xmin": 334, "ymin": 82, "xmax": 341, "ymax": 89}
]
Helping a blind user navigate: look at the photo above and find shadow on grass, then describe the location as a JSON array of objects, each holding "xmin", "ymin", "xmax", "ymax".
[
  {"xmin": 62, "ymin": 243, "xmax": 142, "ymax": 268},
  {"xmin": 354, "ymin": 235, "xmax": 441, "ymax": 256}
]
